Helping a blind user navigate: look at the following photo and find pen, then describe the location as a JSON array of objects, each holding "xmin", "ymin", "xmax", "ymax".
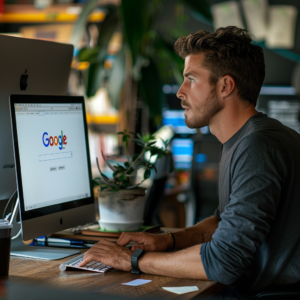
[{"xmin": 36, "ymin": 237, "xmax": 85, "ymax": 246}]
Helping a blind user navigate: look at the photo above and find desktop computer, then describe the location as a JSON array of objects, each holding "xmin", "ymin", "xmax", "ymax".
[
  {"xmin": 9, "ymin": 95, "xmax": 95, "ymax": 260},
  {"xmin": 0, "ymin": 34, "xmax": 73, "ymax": 203},
  {"xmin": 0, "ymin": 35, "xmax": 95, "ymax": 260}
]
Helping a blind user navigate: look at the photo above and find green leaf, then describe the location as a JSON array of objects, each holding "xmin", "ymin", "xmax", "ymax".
[
  {"xmin": 111, "ymin": 185, "xmax": 120, "ymax": 192},
  {"xmin": 120, "ymin": 0, "xmax": 148, "ymax": 65},
  {"xmin": 137, "ymin": 133, "xmax": 143, "ymax": 140},
  {"xmin": 92, "ymin": 178, "xmax": 100, "ymax": 188},
  {"xmin": 124, "ymin": 162, "xmax": 130, "ymax": 168},
  {"xmin": 107, "ymin": 45, "xmax": 126, "ymax": 109},
  {"xmin": 69, "ymin": 0, "xmax": 99, "ymax": 49},
  {"xmin": 117, "ymin": 131, "xmax": 125, "ymax": 135},
  {"xmin": 138, "ymin": 58, "xmax": 165, "ymax": 116},
  {"xmin": 113, "ymin": 169, "xmax": 123, "ymax": 177},
  {"xmin": 100, "ymin": 185, "xmax": 108, "ymax": 191},
  {"xmin": 143, "ymin": 168, "xmax": 151, "ymax": 180},
  {"xmin": 131, "ymin": 138, "xmax": 145, "ymax": 144},
  {"xmin": 151, "ymin": 164, "xmax": 157, "ymax": 173},
  {"xmin": 78, "ymin": 47, "xmax": 100, "ymax": 63},
  {"xmin": 147, "ymin": 141, "xmax": 157, "ymax": 146},
  {"xmin": 114, "ymin": 165, "xmax": 125, "ymax": 171},
  {"xmin": 117, "ymin": 174, "xmax": 127, "ymax": 181},
  {"xmin": 126, "ymin": 167, "xmax": 134, "ymax": 174},
  {"xmin": 84, "ymin": 6, "xmax": 119, "ymax": 97},
  {"xmin": 85, "ymin": 62, "xmax": 106, "ymax": 98}
]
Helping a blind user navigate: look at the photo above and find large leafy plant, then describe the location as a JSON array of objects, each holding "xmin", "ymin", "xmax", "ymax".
[
  {"xmin": 93, "ymin": 130, "xmax": 171, "ymax": 192},
  {"xmin": 70, "ymin": 0, "xmax": 212, "ymax": 126}
]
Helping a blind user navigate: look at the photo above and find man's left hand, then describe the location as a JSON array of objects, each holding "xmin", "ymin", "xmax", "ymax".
[{"xmin": 78, "ymin": 239, "xmax": 132, "ymax": 271}]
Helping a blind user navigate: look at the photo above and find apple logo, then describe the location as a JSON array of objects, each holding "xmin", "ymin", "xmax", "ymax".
[
  {"xmin": 20, "ymin": 69, "xmax": 28, "ymax": 91},
  {"xmin": 60, "ymin": 217, "xmax": 63, "ymax": 225}
]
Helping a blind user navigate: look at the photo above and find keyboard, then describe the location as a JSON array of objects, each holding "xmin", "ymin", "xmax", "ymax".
[{"xmin": 59, "ymin": 253, "xmax": 112, "ymax": 273}]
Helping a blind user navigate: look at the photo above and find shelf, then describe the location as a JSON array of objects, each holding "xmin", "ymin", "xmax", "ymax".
[
  {"xmin": 0, "ymin": 4, "xmax": 105, "ymax": 23},
  {"xmin": 86, "ymin": 114, "xmax": 119, "ymax": 133},
  {"xmin": 86, "ymin": 114, "xmax": 119, "ymax": 125}
]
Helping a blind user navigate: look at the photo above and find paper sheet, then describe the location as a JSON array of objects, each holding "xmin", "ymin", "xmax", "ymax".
[
  {"xmin": 162, "ymin": 286, "xmax": 199, "ymax": 295},
  {"xmin": 266, "ymin": 5, "xmax": 298, "ymax": 49},
  {"xmin": 211, "ymin": 1, "xmax": 244, "ymax": 30},
  {"xmin": 241, "ymin": 0, "xmax": 268, "ymax": 41},
  {"xmin": 122, "ymin": 279, "xmax": 152, "ymax": 286}
]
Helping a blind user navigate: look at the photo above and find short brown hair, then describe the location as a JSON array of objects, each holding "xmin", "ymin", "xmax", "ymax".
[{"xmin": 174, "ymin": 26, "xmax": 265, "ymax": 105}]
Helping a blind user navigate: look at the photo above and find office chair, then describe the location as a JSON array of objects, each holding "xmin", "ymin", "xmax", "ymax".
[
  {"xmin": 143, "ymin": 152, "xmax": 174, "ymax": 226},
  {"xmin": 254, "ymin": 283, "xmax": 300, "ymax": 299},
  {"xmin": 186, "ymin": 134, "xmax": 221, "ymax": 226}
]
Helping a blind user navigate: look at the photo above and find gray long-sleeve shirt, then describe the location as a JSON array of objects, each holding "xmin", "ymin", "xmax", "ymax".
[{"xmin": 201, "ymin": 113, "xmax": 300, "ymax": 296}]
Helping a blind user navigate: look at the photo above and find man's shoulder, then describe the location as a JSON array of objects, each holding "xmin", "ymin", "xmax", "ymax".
[{"xmin": 236, "ymin": 114, "xmax": 300, "ymax": 153}]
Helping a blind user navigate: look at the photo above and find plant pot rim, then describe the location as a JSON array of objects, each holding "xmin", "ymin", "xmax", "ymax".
[{"xmin": 98, "ymin": 187, "xmax": 147, "ymax": 195}]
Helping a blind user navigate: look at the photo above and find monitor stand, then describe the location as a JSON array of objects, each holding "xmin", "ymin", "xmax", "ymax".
[{"xmin": 9, "ymin": 198, "xmax": 80, "ymax": 260}]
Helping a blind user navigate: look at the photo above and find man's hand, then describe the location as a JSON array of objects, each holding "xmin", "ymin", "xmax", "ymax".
[
  {"xmin": 78, "ymin": 239, "xmax": 132, "ymax": 271},
  {"xmin": 117, "ymin": 232, "xmax": 173, "ymax": 252}
]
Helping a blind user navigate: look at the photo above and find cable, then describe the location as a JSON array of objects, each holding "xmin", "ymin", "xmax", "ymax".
[
  {"xmin": 2, "ymin": 190, "xmax": 17, "ymax": 219},
  {"xmin": 10, "ymin": 191, "xmax": 18, "ymax": 215},
  {"xmin": 11, "ymin": 228, "xmax": 22, "ymax": 240}
]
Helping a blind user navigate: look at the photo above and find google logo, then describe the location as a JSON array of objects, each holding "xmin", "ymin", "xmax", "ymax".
[{"xmin": 43, "ymin": 131, "xmax": 67, "ymax": 150}]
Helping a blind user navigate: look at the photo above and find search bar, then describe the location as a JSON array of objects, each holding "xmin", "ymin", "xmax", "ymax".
[
  {"xmin": 27, "ymin": 107, "xmax": 74, "ymax": 111},
  {"xmin": 39, "ymin": 151, "xmax": 73, "ymax": 162}
]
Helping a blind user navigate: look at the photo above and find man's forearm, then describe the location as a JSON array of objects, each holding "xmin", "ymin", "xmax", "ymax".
[
  {"xmin": 139, "ymin": 244, "xmax": 208, "ymax": 280},
  {"xmin": 172, "ymin": 215, "xmax": 219, "ymax": 249}
]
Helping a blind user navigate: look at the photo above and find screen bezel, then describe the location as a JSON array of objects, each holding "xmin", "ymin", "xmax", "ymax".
[{"xmin": 9, "ymin": 94, "xmax": 94, "ymax": 222}]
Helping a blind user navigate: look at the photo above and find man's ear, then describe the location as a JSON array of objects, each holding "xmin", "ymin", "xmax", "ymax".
[{"xmin": 220, "ymin": 75, "xmax": 235, "ymax": 98}]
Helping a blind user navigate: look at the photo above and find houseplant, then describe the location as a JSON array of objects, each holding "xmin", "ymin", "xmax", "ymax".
[
  {"xmin": 71, "ymin": 0, "xmax": 212, "ymax": 134},
  {"xmin": 93, "ymin": 130, "xmax": 172, "ymax": 231}
]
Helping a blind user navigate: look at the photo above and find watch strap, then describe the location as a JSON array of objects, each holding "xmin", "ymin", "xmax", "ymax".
[{"xmin": 131, "ymin": 249, "xmax": 145, "ymax": 274}]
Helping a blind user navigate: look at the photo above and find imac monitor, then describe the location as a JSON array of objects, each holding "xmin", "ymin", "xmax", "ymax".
[
  {"xmin": 0, "ymin": 34, "xmax": 73, "ymax": 202},
  {"xmin": 9, "ymin": 95, "xmax": 95, "ymax": 243}
]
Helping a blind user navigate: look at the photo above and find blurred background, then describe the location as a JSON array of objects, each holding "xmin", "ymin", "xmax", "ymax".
[{"xmin": 1, "ymin": 0, "xmax": 300, "ymax": 228}]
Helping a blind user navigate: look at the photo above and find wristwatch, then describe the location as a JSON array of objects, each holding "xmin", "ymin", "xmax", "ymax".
[{"xmin": 131, "ymin": 249, "xmax": 145, "ymax": 274}]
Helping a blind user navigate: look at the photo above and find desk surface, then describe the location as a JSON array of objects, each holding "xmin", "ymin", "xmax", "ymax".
[{"xmin": 8, "ymin": 250, "xmax": 222, "ymax": 299}]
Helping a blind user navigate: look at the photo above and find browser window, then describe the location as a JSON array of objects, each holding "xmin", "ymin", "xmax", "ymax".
[{"xmin": 14, "ymin": 103, "xmax": 91, "ymax": 211}]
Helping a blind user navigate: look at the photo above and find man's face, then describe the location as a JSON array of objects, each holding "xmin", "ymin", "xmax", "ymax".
[{"xmin": 177, "ymin": 53, "xmax": 224, "ymax": 128}]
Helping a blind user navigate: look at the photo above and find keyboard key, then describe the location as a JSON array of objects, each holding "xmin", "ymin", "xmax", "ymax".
[{"xmin": 61, "ymin": 255, "xmax": 112, "ymax": 273}]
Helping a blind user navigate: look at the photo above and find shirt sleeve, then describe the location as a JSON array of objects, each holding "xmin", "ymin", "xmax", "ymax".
[
  {"xmin": 214, "ymin": 208, "xmax": 221, "ymax": 221},
  {"xmin": 201, "ymin": 135, "xmax": 282, "ymax": 285}
]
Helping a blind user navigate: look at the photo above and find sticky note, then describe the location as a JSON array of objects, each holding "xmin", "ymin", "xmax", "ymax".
[
  {"xmin": 122, "ymin": 279, "xmax": 152, "ymax": 286},
  {"xmin": 162, "ymin": 286, "xmax": 199, "ymax": 294}
]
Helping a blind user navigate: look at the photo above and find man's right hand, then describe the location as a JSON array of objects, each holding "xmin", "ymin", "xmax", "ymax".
[{"xmin": 117, "ymin": 232, "xmax": 173, "ymax": 252}]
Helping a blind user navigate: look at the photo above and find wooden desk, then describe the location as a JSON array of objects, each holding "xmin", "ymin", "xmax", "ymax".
[{"xmin": 7, "ymin": 250, "xmax": 223, "ymax": 299}]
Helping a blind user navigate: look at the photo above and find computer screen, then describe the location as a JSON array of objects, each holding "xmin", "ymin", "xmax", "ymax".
[
  {"xmin": 14, "ymin": 103, "xmax": 91, "ymax": 212},
  {"xmin": 10, "ymin": 95, "xmax": 95, "ymax": 242}
]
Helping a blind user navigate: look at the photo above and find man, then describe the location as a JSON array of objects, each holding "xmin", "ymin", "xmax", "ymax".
[{"xmin": 79, "ymin": 26, "xmax": 300, "ymax": 298}]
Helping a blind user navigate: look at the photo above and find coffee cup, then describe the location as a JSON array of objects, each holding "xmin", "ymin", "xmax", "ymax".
[{"xmin": 0, "ymin": 220, "xmax": 13, "ymax": 276}]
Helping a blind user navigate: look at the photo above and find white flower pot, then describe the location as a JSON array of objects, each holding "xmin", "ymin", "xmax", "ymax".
[{"xmin": 98, "ymin": 188, "xmax": 147, "ymax": 231}]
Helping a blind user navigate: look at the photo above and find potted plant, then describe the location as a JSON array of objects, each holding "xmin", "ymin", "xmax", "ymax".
[{"xmin": 93, "ymin": 130, "xmax": 172, "ymax": 231}]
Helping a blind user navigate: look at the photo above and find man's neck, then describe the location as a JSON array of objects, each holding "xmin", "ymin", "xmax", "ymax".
[{"xmin": 209, "ymin": 102, "xmax": 258, "ymax": 144}]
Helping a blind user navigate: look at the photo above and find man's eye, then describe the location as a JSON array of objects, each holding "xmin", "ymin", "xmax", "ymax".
[{"xmin": 189, "ymin": 77, "xmax": 194, "ymax": 82}]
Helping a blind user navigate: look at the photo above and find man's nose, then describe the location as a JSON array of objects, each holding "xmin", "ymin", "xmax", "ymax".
[{"xmin": 177, "ymin": 85, "xmax": 184, "ymax": 100}]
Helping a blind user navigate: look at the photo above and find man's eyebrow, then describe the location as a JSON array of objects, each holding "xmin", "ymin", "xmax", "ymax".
[{"xmin": 184, "ymin": 72, "xmax": 197, "ymax": 78}]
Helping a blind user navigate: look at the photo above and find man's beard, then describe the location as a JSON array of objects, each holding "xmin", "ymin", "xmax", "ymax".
[{"xmin": 183, "ymin": 88, "xmax": 224, "ymax": 129}]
